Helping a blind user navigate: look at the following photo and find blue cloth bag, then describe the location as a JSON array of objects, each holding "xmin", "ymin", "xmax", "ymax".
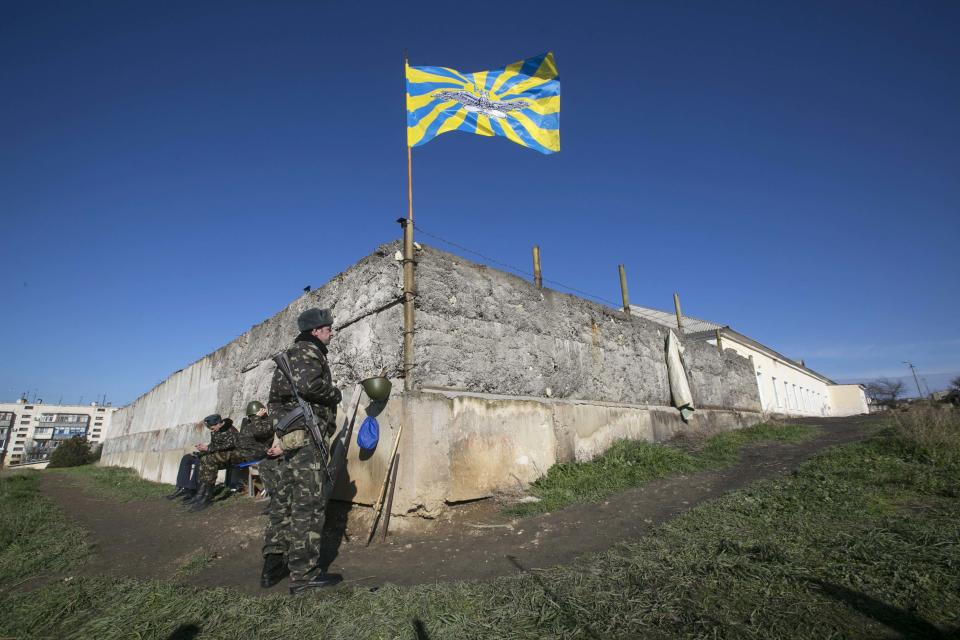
[{"xmin": 357, "ymin": 416, "xmax": 380, "ymax": 451}]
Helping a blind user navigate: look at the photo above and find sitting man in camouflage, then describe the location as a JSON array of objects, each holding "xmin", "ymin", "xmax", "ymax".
[
  {"xmin": 262, "ymin": 307, "xmax": 343, "ymax": 593},
  {"xmin": 241, "ymin": 400, "xmax": 281, "ymax": 506},
  {"xmin": 187, "ymin": 411, "xmax": 268, "ymax": 512}
]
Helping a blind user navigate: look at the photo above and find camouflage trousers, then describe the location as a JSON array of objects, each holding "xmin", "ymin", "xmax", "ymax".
[
  {"xmin": 257, "ymin": 456, "xmax": 282, "ymax": 497},
  {"xmin": 261, "ymin": 443, "xmax": 330, "ymax": 582},
  {"xmin": 197, "ymin": 449, "xmax": 261, "ymax": 486}
]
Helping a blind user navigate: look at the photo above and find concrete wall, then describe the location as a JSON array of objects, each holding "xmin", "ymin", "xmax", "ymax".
[
  {"xmin": 102, "ymin": 243, "xmax": 763, "ymax": 513},
  {"xmin": 413, "ymin": 248, "xmax": 760, "ymax": 411},
  {"xmin": 332, "ymin": 389, "xmax": 761, "ymax": 517}
]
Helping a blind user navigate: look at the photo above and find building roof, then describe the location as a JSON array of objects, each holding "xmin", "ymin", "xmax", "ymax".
[
  {"xmin": 628, "ymin": 305, "xmax": 723, "ymax": 334},
  {"xmin": 629, "ymin": 304, "xmax": 839, "ymax": 385}
]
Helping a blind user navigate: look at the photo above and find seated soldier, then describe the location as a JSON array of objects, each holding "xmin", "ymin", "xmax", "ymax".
[
  {"xmin": 175, "ymin": 416, "xmax": 235, "ymax": 504},
  {"xmin": 241, "ymin": 400, "xmax": 281, "ymax": 506},
  {"xmin": 187, "ymin": 412, "xmax": 269, "ymax": 512},
  {"xmin": 165, "ymin": 451, "xmax": 201, "ymax": 501}
]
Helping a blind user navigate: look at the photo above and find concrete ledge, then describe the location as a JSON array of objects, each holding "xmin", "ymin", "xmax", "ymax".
[{"xmin": 101, "ymin": 387, "xmax": 763, "ymax": 517}]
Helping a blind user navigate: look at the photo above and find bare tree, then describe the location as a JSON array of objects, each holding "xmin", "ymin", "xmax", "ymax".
[{"xmin": 865, "ymin": 377, "xmax": 905, "ymax": 409}]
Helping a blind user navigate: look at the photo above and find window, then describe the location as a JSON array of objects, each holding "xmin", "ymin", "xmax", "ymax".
[
  {"xmin": 756, "ymin": 371, "xmax": 765, "ymax": 408},
  {"xmin": 96, "ymin": 408, "xmax": 105, "ymax": 412},
  {"xmin": 20, "ymin": 420, "xmax": 30, "ymax": 425},
  {"xmin": 24, "ymin": 405, "xmax": 33, "ymax": 410},
  {"xmin": 784, "ymin": 381, "xmax": 791, "ymax": 409},
  {"xmin": 772, "ymin": 377, "xmax": 781, "ymax": 407},
  {"xmin": 22, "ymin": 414, "xmax": 31, "ymax": 418}
]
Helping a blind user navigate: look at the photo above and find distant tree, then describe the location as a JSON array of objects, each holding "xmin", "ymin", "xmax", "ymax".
[
  {"xmin": 946, "ymin": 376, "xmax": 960, "ymax": 406},
  {"xmin": 865, "ymin": 377, "xmax": 905, "ymax": 409},
  {"xmin": 48, "ymin": 437, "xmax": 93, "ymax": 468}
]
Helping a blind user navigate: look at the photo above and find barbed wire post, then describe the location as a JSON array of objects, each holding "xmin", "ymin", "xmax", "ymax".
[
  {"xmin": 674, "ymin": 292, "xmax": 684, "ymax": 334},
  {"xmin": 532, "ymin": 246, "xmax": 542, "ymax": 289},
  {"xmin": 618, "ymin": 264, "xmax": 630, "ymax": 315}
]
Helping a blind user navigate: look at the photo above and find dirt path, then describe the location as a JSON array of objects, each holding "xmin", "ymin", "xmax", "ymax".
[{"xmin": 38, "ymin": 415, "xmax": 881, "ymax": 595}]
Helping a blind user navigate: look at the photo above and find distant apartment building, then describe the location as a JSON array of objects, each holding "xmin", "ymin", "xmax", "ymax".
[
  {"xmin": 0, "ymin": 398, "xmax": 117, "ymax": 466},
  {"xmin": 629, "ymin": 305, "xmax": 868, "ymax": 417}
]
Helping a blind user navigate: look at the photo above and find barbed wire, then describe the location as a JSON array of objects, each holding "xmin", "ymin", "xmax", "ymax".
[{"xmin": 413, "ymin": 224, "xmax": 624, "ymax": 309}]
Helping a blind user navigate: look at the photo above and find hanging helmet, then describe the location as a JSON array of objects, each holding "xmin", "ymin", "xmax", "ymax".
[{"xmin": 246, "ymin": 400, "xmax": 265, "ymax": 417}]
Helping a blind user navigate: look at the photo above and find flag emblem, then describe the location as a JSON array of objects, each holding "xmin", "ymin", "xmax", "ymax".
[{"xmin": 406, "ymin": 52, "xmax": 560, "ymax": 154}]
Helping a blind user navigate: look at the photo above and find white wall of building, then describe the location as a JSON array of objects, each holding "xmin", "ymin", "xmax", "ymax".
[
  {"xmin": 829, "ymin": 384, "xmax": 870, "ymax": 416},
  {"xmin": 708, "ymin": 334, "xmax": 866, "ymax": 417},
  {"xmin": 0, "ymin": 400, "xmax": 116, "ymax": 465}
]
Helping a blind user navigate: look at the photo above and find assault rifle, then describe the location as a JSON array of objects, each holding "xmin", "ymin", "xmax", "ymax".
[{"xmin": 272, "ymin": 351, "xmax": 333, "ymax": 485}]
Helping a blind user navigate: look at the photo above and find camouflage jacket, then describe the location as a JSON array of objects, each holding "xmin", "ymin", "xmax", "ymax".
[
  {"xmin": 237, "ymin": 414, "xmax": 272, "ymax": 459},
  {"xmin": 268, "ymin": 335, "xmax": 341, "ymax": 442},
  {"xmin": 204, "ymin": 423, "xmax": 240, "ymax": 455}
]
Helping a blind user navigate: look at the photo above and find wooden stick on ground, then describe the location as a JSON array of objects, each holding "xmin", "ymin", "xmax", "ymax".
[
  {"xmin": 380, "ymin": 452, "xmax": 400, "ymax": 542},
  {"xmin": 366, "ymin": 420, "xmax": 403, "ymax": 545}
]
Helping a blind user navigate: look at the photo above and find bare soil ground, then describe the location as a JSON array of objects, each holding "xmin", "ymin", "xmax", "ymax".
[{"xmin": 37, "ymin": 415, "xmax": 881, "ymax": 596}]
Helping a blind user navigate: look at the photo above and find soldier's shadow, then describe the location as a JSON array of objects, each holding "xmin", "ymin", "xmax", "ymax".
[
  {"xmin": 318, "ymin": 396, "xmax": 389, "ymax": 573},
  {"xmin": 318, "ymin": 477, "xmax": 355, "ymax": 573}
]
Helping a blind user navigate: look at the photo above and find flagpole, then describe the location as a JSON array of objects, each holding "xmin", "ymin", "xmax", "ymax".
[{"xmin": 402, "ymin": 51, "xmax": 415, "ymax": 392}]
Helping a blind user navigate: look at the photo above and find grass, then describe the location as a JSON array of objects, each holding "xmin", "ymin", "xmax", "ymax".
[
  {"xmin": 47, "ymin": 464, "xmax": 172, "ymax": 501},
  {"xmin": 174, "ymin": 549, "xmax": 220, "ymax": 579},
  {"xmin": 507, "ymin": 421, "xmax": 819, "ymax": 515},
  {"xmin": 1, "ymin": 409, "xmax": 958, "ymax": 639},
  {"xmin": 0, "ymin": 472, "xmax": 88, "ymax": 589}
]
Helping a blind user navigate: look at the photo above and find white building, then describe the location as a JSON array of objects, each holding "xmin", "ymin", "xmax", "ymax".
[
  {"xmin": 0, "ymin": 398, "xmax": 117, "ymax": 466},
  {"xmin": 629, "ymin": 305, "xmax": 868, "ymax": 417}
]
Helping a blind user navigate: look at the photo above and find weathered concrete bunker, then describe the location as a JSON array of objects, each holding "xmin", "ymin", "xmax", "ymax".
[{"xmin": 101, "ymin": 242, "xmax": 762, "ymax": 516}]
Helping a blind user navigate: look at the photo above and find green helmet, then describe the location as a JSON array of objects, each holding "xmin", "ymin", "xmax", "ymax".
[{"xmin": 246, "ymin": 400, "xmax": 265, "ymax": 417}]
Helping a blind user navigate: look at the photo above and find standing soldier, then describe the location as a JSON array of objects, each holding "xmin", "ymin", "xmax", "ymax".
[{"xmin": 262, "ymin": 307, "xmax": 343, "ymax": 593}]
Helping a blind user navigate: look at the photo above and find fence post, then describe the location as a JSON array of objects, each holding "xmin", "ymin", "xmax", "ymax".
[
  {"xmin": 673, "ymin": 292, "xmax": 684, "ymax": 333},
  {"xmin": 532, "ymin": 246, "xmax": 542, "ymax": 289},
  {"xmin": 619, "ymin": 264, "xmax": 630, "ymax": 315}
]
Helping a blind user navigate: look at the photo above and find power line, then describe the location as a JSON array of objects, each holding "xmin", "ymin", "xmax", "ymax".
[{"xmin": 414, "ymin": 225, "xmax": 624, "ymax": 308}]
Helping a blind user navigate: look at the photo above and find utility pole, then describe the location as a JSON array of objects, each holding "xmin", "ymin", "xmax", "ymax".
[{"xmin": 903, "ymin": 361, "xmax": 923, "ymax": 399}]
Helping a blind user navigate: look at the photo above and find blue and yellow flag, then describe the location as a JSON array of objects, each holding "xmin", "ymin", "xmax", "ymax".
[{"xmin": 406, "ymin": 52, "xmax": 560, "ymax": 154}]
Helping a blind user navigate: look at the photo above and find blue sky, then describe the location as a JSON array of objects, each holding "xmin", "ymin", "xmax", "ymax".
[{"xmin": 2, "ymin": 0, "xmax": 957, "ymax": 405}]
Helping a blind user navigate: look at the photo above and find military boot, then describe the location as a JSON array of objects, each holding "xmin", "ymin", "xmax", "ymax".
[
  {"xmin": 260, "ymin": 554, "xmax": 289, "ymax": 588},
  {"xmin": 165, "ymin": 487, "xmax": 187, "ymax": 500},
  {"xmin": 181, "ymin": 487, "xmax": 204, "ymax": 505},
  {"xmin": 179, "ymin": 488, "xmax": 198, "ymax": 503},
  {"xmin": 188, "ymin": 484, "xmax": 216, "ymax": 512},
  {"xmin": 289, "ymin": 572, "xmax": 343, "ymax": 594}
]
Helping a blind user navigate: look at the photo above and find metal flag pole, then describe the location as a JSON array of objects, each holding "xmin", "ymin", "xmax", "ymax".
[{"xmin": 402, "ymin": 50, "xmax": 416, "ymax": 392}]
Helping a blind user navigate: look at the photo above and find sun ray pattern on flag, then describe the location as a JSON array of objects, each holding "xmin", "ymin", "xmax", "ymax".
[{"xmin": 406, "ymin": 52, "xmax": 560, "ymax": 154}]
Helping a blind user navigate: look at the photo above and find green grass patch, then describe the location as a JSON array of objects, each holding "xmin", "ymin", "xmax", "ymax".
[
  {"xmin": 0, "ymin": 472, "xmax": 88, "ymax": 588},
  {"xmin": 174, "ymin": 549, "xmax": 219, "ymax": 579},
  {"xmin": 696, "ymin": 421, "xmax": 818, "ymax": 466},
  {"xmin": 2, "ymin": 411, "xmax": 958, "ymax": 639},
  {"xmin": 47, "ymin": 465, "xmax": 172, "ymax": 501},
  {"xmin": 508, "ymin": 422, "xmax": 819, "ymax": 516}
]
